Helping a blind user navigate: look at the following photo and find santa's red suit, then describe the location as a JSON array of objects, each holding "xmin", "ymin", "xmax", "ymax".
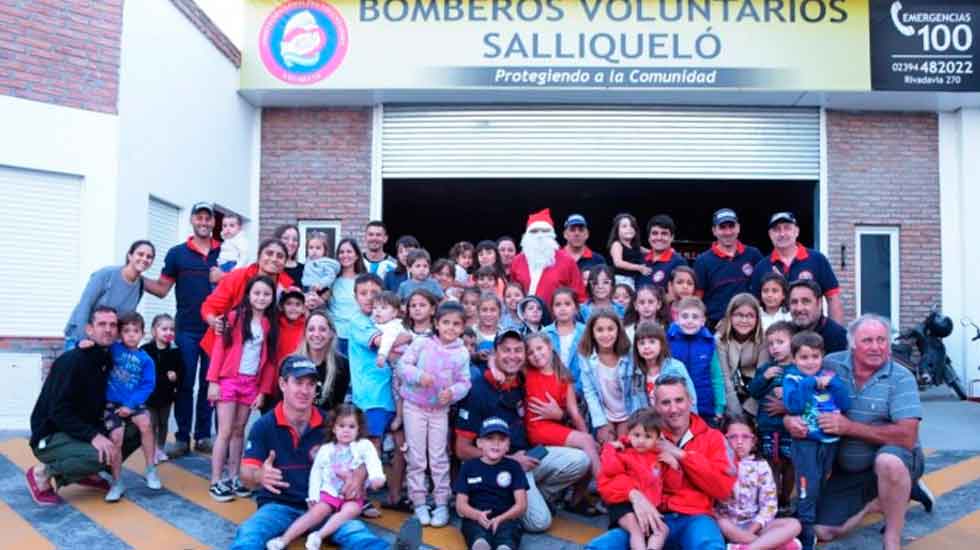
[
  {"xmin": 511, "ymin": 249, "xmax": 587, "ymax": 305},
  {"xmin": 510, "ymin": 208, "xmax": 587, "ymax": 305}
]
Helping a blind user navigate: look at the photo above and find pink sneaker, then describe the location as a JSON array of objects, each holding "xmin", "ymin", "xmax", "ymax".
[
  {"xmin": 25, "ymin": 466, "xmax": 63, "ymax": 506},
  {"xmin": 782, "ymin": 538, "xmax": 803, "ymax": 550}
]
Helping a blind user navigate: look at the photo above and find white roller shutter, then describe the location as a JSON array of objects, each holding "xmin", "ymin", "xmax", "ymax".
[
  {"xmin": 0, "ymin": 166, "xmax": 82, "ymax": 336},
  {"xmin": 139, "ymin": 197, "xmax": 179, "ymax": 328},
  {"xmin": 382, "ymin": 106, "xmax": 819, "ymax": 180}
]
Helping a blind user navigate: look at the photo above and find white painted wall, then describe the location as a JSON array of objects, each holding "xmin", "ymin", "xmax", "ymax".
[
  {"xmin": 116, "ymin": 0, "xmax": 259, "ymax": 259},
  {"xmin": 0, "ymin": 95, "xmax": 120, "ymax": 283},
  {"xmin": 939, "ymin": 107, "xmax": 980, "ymax": 397}
]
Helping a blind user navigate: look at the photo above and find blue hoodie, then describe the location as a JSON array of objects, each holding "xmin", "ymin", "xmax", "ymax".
[{"xmin": 666, "ymin": 323, "xmax": 725, "ymax": 418}]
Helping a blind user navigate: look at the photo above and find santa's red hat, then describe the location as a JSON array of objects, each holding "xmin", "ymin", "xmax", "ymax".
[{"xmin": 526, "ymin": 208, "xmax": 555, "ymax": 232}]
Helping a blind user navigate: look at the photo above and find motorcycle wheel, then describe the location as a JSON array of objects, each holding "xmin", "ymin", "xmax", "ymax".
[{"xmin": 944, "ymin": 360, "xmax": 968, "ymax": 401}]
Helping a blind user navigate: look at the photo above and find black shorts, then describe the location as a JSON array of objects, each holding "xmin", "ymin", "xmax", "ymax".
[
  {"xmin": 461, "ymin": 517, "xmax": 521, "ymax": 549},
  {"xmin": 815, "ymin": 445, "xmax": 926, "ymax": 527}
]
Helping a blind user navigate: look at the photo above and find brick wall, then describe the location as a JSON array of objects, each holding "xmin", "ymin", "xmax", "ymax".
[
  {"xmin": 260, "ymin": 108, "xmax": 374, "ymax": 242},
  {"xmin": 0, "ymin": 0, "xmax": 124, "ymax": 114},
  {"xmin": 826, "ymin": 111, "xmax": 940, "ymax": 330},
  {"xmin": 168, "ymin": 0, "xmax": 240, "ymax": 67},
  {"xmin": 0, "ymin": 337, "xmax": 64, "ymax": 375}
]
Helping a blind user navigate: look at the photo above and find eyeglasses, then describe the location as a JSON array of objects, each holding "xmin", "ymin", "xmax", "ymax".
[
  {"xmin": 726, "ymin": 433, "xmax": 755, "ymax": 442},
  {"xmin": 732, "ymin": 312, "xmax": 757, "ymax": 320}
]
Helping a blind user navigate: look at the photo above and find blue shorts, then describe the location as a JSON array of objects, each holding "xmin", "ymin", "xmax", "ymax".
[{"xmin": 364, "ymin": 408, "xmax": 395, "ymax": 438}]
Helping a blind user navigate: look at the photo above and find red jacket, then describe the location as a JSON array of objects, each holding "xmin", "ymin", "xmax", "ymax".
[
  {"xmin": 510, "ymin": 249, "xmax": 587, "ymax": 305},
  {"xmin": 199, "ymin": 263, "xmax": 294, "ymax": 354},
  {"xmin": 598, "ymin": 438, "xmax": 664, "ymax": 507},
  {"xmin": 597, "ymin": 415, "xmax": 734, "ymax": 515},
  {"xmin": 207, "ymin": 310, "xmax": 278, "ymax": 395},
  {"xmin": 275, "ymin": 313, "xmax": 306, "ymax": 368}
]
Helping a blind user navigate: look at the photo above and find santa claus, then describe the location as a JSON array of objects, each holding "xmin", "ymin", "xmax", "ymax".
[{"xmin": 510, "ymin": 208, "xmax": 587, "ymax": 305}]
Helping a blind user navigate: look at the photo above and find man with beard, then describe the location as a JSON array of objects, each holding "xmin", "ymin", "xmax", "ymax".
[
  {"xmin": 143, "ymin": 201, "xmax": 220, "ymax": 457},
  {"xmin": 788, "ymin": 280, "xmax": 847, "ymax": 354},
  {"xmin": 510, "ymin": 209, "xmax": 587, "ymax": 305}
]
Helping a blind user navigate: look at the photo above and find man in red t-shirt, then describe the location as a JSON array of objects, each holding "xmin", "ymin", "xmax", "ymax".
[{"xmin": 510, "ymin": 208, "xmax": 587, "ymax": 305}]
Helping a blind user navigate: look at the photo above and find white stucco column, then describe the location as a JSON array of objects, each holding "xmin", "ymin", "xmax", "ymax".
[{"xmin": 939, "ymin": 107, "xmax": 980, "ymax": 397}]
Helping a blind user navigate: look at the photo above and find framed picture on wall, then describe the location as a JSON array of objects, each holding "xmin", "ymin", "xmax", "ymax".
[{"xmin": 297, "ymin": 220, "xmax": 341, "ymax": 263}]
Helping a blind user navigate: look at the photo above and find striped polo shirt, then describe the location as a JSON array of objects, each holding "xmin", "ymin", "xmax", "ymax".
[{"xmin": 824, "ymin": 351, "xmax": 922, "ymax": 473}]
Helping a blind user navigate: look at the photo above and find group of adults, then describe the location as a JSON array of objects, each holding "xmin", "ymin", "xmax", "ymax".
[{"xmin": 29, "ymin": 201, "xmax": 928, "ymax": 550}]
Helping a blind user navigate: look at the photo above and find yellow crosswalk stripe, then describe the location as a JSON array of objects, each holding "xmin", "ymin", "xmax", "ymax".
[
  {"xmin": 0, "ymin": 438, "xmax": 207, "ymax": 550},
  {"xmin": 906, "ymin": 508, "xmax": 980, "ymax": 548},
  {"xmin": 362, "ymin": 500, "xmax": 467, "ymax": 549},
  {"xmin": 0, "ymin": 500, "xmax": 55, "ymax": 550},
  {"xmin": 123, "ymin": 452, "xmax": 256, "ymax": 524},
  {"xmin": 860, "ymin": 455, "xmax": 980, "ymax": 526}
]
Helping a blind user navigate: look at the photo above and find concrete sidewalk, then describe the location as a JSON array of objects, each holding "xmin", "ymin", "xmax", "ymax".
[{"xmin": 919, "ymin": 386, "xmax": 980, "ymax": 451}]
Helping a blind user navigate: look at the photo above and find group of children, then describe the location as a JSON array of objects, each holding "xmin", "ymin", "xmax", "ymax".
[{"xmin": 87, "ymin": 213, "xmax": 850, "ymax": 550}]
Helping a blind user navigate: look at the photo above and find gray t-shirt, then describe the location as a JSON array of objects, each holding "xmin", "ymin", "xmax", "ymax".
[
  {"xmin": 824, "ymin": 351, "xmax": 923, "ymax": 473},
  {"xmin": 64, "ymin": 266, "xmax": 143, "ymax": 342}
]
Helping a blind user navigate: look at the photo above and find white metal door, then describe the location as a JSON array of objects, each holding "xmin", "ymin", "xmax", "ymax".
[
  {"xmin": 139, "ymin": 197, "xmax": 180, "ymax": 328},
  {"xmin": 0, "ymin": 166, "xmax": 82, "ymax": 337},
  {"xmin": 382, "ymin": 106, "xmax": 819, "ymax": 180}
]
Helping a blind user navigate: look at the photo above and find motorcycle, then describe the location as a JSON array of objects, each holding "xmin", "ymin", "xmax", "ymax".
[{"xmin": 891, "ymin": 305, "xmax": 968, "ymax": 400}]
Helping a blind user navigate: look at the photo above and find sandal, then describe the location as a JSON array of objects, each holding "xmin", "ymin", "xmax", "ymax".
[
  {"xmin": 566, "ymin": 499, "xmax": 603, "ymax": 517},
  {"xmin": 361, "ymin": 501, "xmax": 382, "ymax": 518},
  {"xmin": 381, "ymin": 496, "xmax": 414, "ymax": 513}
]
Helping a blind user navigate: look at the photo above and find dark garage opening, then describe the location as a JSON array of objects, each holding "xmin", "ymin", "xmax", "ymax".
[{"xmin": 383, "ymin": 179, "xmax": 817, "ymax": 261}]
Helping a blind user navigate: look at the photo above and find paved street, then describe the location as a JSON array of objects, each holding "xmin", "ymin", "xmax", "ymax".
[{"xmin": 3, "ymin": 388, "xmax": 978, "ymax": 550}]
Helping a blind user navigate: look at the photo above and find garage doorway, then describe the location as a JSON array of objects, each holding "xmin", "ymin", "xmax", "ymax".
[{"xmin": 383, "ymin": 178, "xmax": 817, "ymax": 260}]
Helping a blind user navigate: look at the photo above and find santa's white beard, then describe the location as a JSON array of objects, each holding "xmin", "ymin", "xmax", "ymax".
[{"xmin": 521, "ymin": 231, "xmax": 559, "ymax": 272}]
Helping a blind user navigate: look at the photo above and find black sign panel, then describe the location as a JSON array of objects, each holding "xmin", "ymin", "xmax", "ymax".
[{"xmin": 871, "ymin": 0, "xmax": 979, "ymax": 91}]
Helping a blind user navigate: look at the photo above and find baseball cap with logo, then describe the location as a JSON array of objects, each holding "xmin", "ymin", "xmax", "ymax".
[
  {"xmin": 479, "ymin": 417, "xmax": 511, "ymax": 438},
  {"xmin": 493, "ymin": 328, "xmax": 524, "ymax": 349},
  {"xmin": 279, "ymin": 355, "xmax": 318, "ymax": 380},
  {"xmin": 564, "ymin": 214, "xmax": 588, "ymax": 229},
  {"xmin": 712, "ymin": 208, "xmax": 738, "ymax": 226},
  {"xmin": 768, "ymin": 211, "xmax": 798, "ymax": 228}
]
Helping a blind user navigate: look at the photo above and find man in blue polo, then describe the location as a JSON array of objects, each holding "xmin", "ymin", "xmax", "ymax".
[
  {"xmin": 640, "ymin": 214, "xmax": 688, "ymax": 290},
  {"xmin": 233, "ymin": 356, "xmax": 421, "ymax": 550},
  {"xmin": 143, "ymin": 201, "xmax": 220, "ymax": 456},
  {"xmin": 693, "ymin": 209, "xmax": 763, "ymax": 327},
  {"xmin": 750, "ymin": 211, "xmax": 844, "ymax": 323},
  {"xmin": 562, "ymin": 214, "xmax": 607, "ymax": 280}
]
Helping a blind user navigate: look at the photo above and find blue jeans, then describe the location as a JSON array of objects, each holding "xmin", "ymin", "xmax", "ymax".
[
  {"xmin": 230, "ymin": 502, "xmax": 388, "ymax": 550},
  {"xmin": 174, "ymin": 330, "xmax": 213, "ymax": 443},
  {"xmin": 585, "ymin": 513, "xmax": 724, "ymax": 550}
]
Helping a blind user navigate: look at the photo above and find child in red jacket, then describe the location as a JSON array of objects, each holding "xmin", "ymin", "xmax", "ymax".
[
  {"xmin": 205, "ymin": 275, "xmax": 279, "ymax": 502},
  {"xmin": 598, "ymin": 409, "xmax": 677, "ymax": 550}
]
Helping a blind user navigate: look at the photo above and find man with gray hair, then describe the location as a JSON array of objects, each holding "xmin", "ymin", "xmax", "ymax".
[{"xmin": 784, "ymin": 314, "xmax": 931, "ymax": 550}]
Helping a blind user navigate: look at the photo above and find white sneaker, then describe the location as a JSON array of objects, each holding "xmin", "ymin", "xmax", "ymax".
[
  {"xmin": 145, "ymin": 466, "xmax": 162, "ymax": 490},
  {"xmin": 105, "ymin": 479, "xmax": 126, "ymax": 502},
  {"xmin": 265, "ymin": 537, "xmax": 286, "ymax": 550},
  {"xmin": 154, "ymin": 448, "xmax": 169, "ymax": 463},
  {"xmin": 430, "ymin": 505, "xmax": 450, "ymax": 527},
  {"xmin": 414, "ymin": 505, "xmax": 431, "ymax": 526},
  {"xmin": 305, "ymin": 531, "xmax": 323, "ymax": 550}
]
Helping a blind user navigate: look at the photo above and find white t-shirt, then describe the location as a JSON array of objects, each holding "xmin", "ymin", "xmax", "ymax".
[
  {"xmin": 558, "ymin": 331, "xmax": 576, "ymax": 369},
  {"xmin": 238, "ymin": 318, "xmax": 264, "ymax": 376},
  {"xmin": 597, "ymin": 364, "xmax": 628, "ymax": 423}
]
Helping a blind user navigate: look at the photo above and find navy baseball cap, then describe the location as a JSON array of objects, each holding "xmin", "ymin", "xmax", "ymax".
[
  {"xmin": 768, "ymin": 211, "xmax": 798, "ymax": 228},
  {"xmin": 279, "ymin": 355, "xmax": 318, "ymax": 379},
  {"xmin": 191, "ymin": 201, "xmax": 214, "ymax": 215},
  {"xmin": 479, "ymin": 417, "xmax": 511, "ymax": 438},
  {"xmin": 564, "ymin": 214, "xmax": 588, "ymax": 229},
  {"xmin": 493, "ymin": 328, "xmax": 524, "ymax": 349},
  {"xmin": 712, "ymin": 208, "xmax": 738, "ymax": 226}
]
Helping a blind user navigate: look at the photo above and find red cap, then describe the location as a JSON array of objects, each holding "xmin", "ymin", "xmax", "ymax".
[{"xmin": 526, "ymin": 208, "xmax": 554, "ymax": 231}]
